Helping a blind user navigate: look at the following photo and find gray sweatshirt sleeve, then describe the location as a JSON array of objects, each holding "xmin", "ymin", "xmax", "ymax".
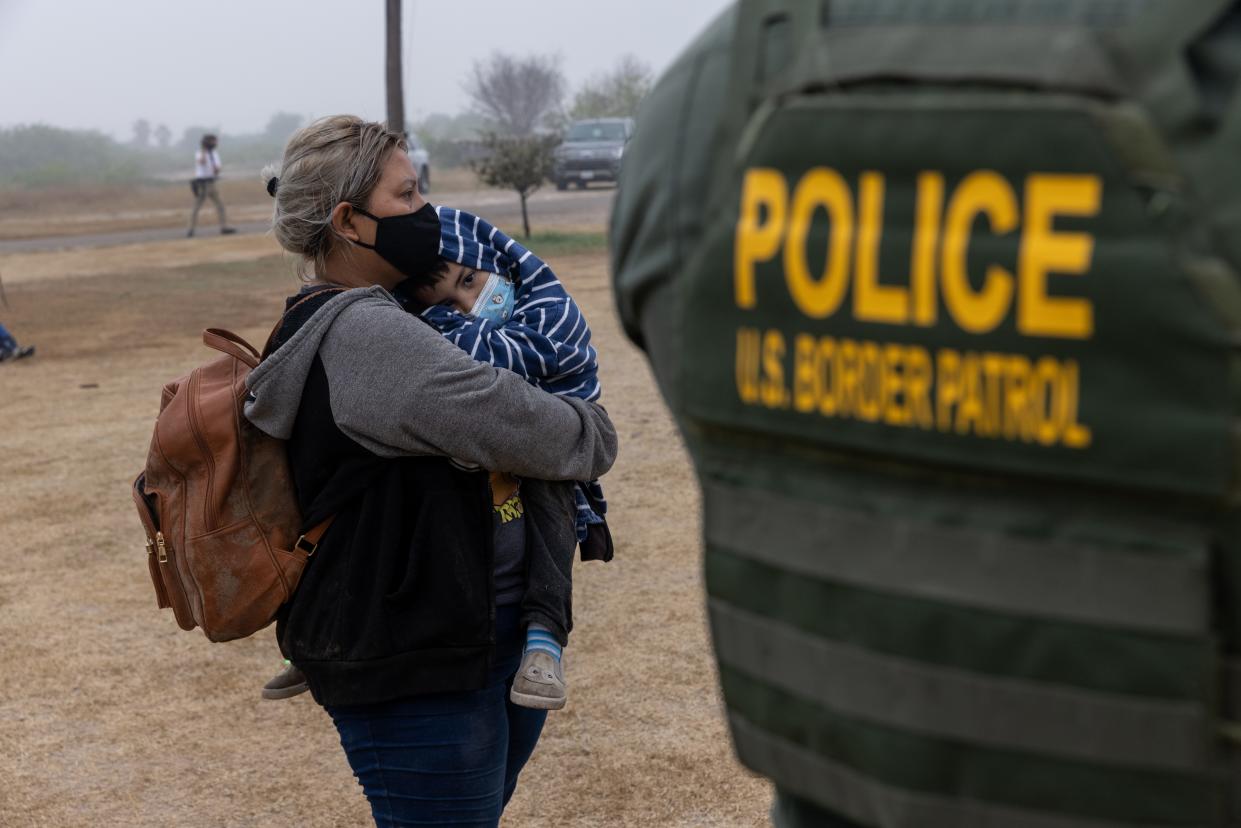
[{"xmin": 317, "ymin": 296, "xmax": 617, "ymax": 481}]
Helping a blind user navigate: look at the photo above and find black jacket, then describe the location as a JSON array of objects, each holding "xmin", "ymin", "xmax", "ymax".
[{"xmin": 255, "ymin": 287, "xmax": 616, "ymax": 706}]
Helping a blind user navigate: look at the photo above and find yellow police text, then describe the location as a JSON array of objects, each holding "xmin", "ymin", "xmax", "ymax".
[
  {"xmin": 735, "ymin": 327, "xmax": 1092, "ymax": 449},
  {"xmin": 734, "ymin": 168, "xmax": 1099, "ymax": 339}
]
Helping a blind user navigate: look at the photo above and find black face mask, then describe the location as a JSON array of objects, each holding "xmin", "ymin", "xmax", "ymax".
[{"xmin": 351, "ymin": 202, "xmax": 440, "ymax": 278}]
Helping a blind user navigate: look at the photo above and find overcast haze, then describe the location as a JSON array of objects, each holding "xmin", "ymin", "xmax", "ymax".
[{"xmin": 0, "ymin": 0, "xmax": 732, "ymax": 140}]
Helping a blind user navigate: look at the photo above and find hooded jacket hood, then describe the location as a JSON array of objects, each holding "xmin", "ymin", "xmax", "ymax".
[{"xmin": 245, "ymin": 286, "xmax": 389, "ymax": 441}]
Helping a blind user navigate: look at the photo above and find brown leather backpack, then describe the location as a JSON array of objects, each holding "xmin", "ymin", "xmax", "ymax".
[{"xmin": 132, "ymin": 299, "xmax": 336, "ymax": 642}]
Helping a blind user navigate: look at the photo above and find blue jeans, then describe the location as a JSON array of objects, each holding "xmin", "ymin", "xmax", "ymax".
[{"xmin": 325, "ymin": 604, "xmax": 547, "ymax": 827}]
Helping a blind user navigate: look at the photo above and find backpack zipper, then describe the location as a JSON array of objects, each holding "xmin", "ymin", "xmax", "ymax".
[
  {"xmin": 133, "ymin": 474, "xmax": 172, "ymax": 610},
  {"xmin": 147, "ymin": 440, "xmax": 198, "ymax": 628}
]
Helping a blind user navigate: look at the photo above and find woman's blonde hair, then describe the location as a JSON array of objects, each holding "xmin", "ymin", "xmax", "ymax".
[{"xmin": 262, "ymin": 115, "xmax": 407, "ymax": 279}]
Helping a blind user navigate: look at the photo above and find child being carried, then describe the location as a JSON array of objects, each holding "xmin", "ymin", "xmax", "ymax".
[
  {"xmin": 401, "ymin": 207, "xmax": 612, "ymax": 710},
  {"xmin": 263, "ymin": 207, "xmax": 612, "ymax": 708}
]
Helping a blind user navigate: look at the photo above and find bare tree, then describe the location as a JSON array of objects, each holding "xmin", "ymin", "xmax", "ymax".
[
  {"xmin": 472, "ymin": 132, "xmax": 559, "ymax": 238},
  {"xmin": 153, "ymin": 124, "xmax": 172, "ymax": 150},
  {"xmin": 385, "ymin": 0, "xmax": 405, "ymax": 134},
  {"xmin": 131, "ymin": 119, "xmax": 151, "ymax": 149},
  {"xmin": 466, "ymin": 54, "xmax": 565, "ymax": 137},
  {"xmin": 570, "ymin": 55, "xmax": 652, "ymax": 120}
]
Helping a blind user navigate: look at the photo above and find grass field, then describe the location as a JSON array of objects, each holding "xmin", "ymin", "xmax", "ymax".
[{"xmin": 0, "ymin": 233, "xmax": 771, "ymax": 826}]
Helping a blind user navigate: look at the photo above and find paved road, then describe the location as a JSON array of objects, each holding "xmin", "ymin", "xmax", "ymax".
[{"xmin": 0, "ymin": 187, "xmax": 616, "ymax": 255}]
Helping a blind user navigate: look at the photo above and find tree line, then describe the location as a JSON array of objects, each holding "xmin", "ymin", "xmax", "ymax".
[
  {"xmin": 458, "ymin": 53, "xmax": 652, "ymax": 236},
  {"xmin": 0, "ymin": 52, "xmax": 650, "ymax": 203},
  {"xmin": 0, "ymin": 112, "xmax": 309, "ymax": 189}
]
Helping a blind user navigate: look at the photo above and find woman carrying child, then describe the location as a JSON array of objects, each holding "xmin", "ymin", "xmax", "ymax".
[{"xmin": 244, "ymin": 115, "xmax": 617, "ymax": 827}]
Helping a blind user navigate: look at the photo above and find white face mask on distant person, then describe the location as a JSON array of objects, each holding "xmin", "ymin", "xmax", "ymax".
[{"xmin": 469, "ymin": 272, "xmax": 516, "ymax": 323}]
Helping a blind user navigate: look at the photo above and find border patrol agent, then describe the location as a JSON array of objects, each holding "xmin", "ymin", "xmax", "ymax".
[{"xmin": 612, "ymin": 1, "xmax": 1241, "ymax": 825}]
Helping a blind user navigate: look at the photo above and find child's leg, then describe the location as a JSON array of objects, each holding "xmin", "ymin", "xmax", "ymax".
[
  {"xmin": 512, "ymin": 479, "xmax": 577, "ymax": 709},
  {"xmin": 518, "ymin": 479, "xmax": 577, "ymax": 645}
]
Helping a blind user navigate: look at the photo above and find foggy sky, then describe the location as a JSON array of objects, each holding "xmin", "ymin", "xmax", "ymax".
[{"xmin": 0, "ymin": 0, "xmax": 732, "ymax": 141}]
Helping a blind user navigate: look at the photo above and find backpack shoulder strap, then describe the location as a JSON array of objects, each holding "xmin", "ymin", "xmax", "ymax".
[
  {"xmin": 293, "ymin": 515, "xmax": 335, "ymax": 557},
  {"xmin": 261, "ymin": 284, "xmax": 350, "ymax": 551},
  {"xmin": 261, "ymin": 285, "xmax": 349, "ymax": 360}
]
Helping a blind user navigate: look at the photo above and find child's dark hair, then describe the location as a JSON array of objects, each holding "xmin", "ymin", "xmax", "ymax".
[
  {"xmin": 403, "ymin": 258, "xmax": 452, "ymax": 292},
  {"xmin": 392, "ymin": 257, "xmax": 453, "ymax": 312}
]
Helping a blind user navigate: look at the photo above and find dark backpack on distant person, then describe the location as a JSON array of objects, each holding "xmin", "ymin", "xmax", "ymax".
[{"xmin": 131, "ymin": 290, "xmax": 342, "ymax": 641}]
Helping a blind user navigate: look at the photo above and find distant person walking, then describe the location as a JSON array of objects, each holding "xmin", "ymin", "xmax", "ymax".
[{"xmin": 187, "ymin": 134, "xmax": 236, "ymax": 237}]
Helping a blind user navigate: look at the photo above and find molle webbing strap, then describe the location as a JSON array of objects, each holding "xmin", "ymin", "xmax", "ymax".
[
  {"xmin": 778, "ymin": 25, "xmax": 1122, "ymax": 96},
  {"xmin": 729, "ymin": 715, "xmax": 1144, "ymax": 828},
  {"xmin": 727, "ymin": 0, "xmax": 1161, "ymax": 133},
  {"xmin": 704, "ymin": 479, "xmax": 1219, "ymax": 824},
  {"xmin": 818, "ymin": 0, "xmax": 1152, "ymax": 27},
  {"xmin": 711, "ymin": 600, "xmax": 1206, "ymax": 771},
  {"xmin": 703, "ymin": 482, "xmax": 1209, "ymax": 635},
  {"xmin": 729, "ymin": 1, "xmax": 1237, "ymax": 139}
]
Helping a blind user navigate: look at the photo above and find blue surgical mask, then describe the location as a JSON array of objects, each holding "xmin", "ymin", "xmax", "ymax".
[{"xmin": 470, "ymin": 272, "xmax": 516, "ymax": 323}]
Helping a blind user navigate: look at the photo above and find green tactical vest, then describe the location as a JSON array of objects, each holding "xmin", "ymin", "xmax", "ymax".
[{"xmin": 612, "ymin": 1, "xmax": 1241, "ymax": 825}]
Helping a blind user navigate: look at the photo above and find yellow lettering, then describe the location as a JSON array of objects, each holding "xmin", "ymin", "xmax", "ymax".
[
  {"xmin": 912, "ymin": 172, "xmax": 944, "ymax": 326},
  {"xmin": 785, "ymin": 168, "xmax": 854, "ymax": 319},
  {"xmin": 855, "ymin": 172, "xmax": 910, "ymax": 324},
  {"xmin": 1002, "ymin": 354, "xmax": 1034, "ymax": 441},
  {"xmin": 793, "ymin": 333, "xmax": 818, "ymax": 413},
  {"xmin": 837, "ymin": 338, "xmax": 860, "ymax": 417},
  {"xmin": 881, "ymin": 344, "xmax": 908, "ymax": 426},
  {"xmin": 735, "ymin": 327, "xmax": 761, "ymax": 404},
  {"xmin": 905, "ymin": 346, "xmax": 934, "ymax": 429},
  {"xmin": 856, "ymin": 340, "xmax": 883, "ymax": 422},
  {"xmin": 941, "ymin": 170, "xmax": 1018, "ymax": 334},
  {"xmin": 818, "ymin": 337, "xmax": 838, "ymax": 416},
  {"xmin": 1033, "ymin": 357, "xmax": 1061, "ymax": 446},
  {"xmin": 1059, "ymin": 360, "xmax": 1092, "ymax": 448},
  {"xmin": 761, "ymin": 330, "xmax": 788, "ymax": 409},
  {"xmin": 741, "ymin": 330, "xmax": 1091, "ymax": 451},
  {"xmin": 1019, "ymin": 174, "xmax": 1099, "ymax": 339},
  {"xmin": 955, "ymin": 352, "xmax": 987, "ymax": 436},
  {"xmin": 936, "ymin": 348, "xmax": 962, "ymax": 432},
  {"xmin": 734, "ymin": 169, "xmax": 788, "ymax": 309},
  {"xmin": 981, "ymin": 352, "xmax": 1006, "ymax": 437}
]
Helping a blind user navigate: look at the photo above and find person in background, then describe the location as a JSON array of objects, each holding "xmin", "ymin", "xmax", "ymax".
[
  {"xmin": 187, "ymin": 134, "xmax": 236, "ymax": 238},
  {"xmin": 0, "ymin": 322, "xmax": 34, "ymax": 363}
]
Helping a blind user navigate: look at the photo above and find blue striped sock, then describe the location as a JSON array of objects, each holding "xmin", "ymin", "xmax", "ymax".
[{"xmin": 524, "ymin": 623, "xmax": 562, "ymax": 661}]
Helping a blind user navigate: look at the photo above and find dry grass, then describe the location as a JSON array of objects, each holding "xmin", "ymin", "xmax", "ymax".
[
  {"xmin": 0, "ymin": 167, "xmax": 484, "ymax": 241},
  {"xmin": 0, "ymin": 236, "xmax": 771, "ymax": 826}
]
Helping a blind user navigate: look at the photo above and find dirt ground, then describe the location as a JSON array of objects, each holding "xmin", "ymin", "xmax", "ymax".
[
  {"xmin": 0, "ymin": 230, "xmax": 772, "ymax": 825},
  {"xmin": 0, "ymin": 168, "xmax": 482, "ymax": 241}
]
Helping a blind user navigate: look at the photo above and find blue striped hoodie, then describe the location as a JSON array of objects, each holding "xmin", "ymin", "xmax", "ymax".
[{"xmin": 420, "ymin": 206, "xmax": 606, "ymax": 540}]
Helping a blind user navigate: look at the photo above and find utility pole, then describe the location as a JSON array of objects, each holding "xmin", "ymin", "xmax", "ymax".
[{"xmin": 385, "ymin": 0, "xmax": 405, "ymax": 134}]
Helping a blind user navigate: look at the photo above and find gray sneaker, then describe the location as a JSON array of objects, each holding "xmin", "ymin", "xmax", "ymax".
[
  {"xmin": 510, "ymin": 650, "xmax": 566, "ymax": 710},
  {"xmin": 0, "ymin": 345, "xmax": 32, "ymax": 363},
  {"xmin": 261, "ymin": 660, "xmax": 309, "ymax": 700}
]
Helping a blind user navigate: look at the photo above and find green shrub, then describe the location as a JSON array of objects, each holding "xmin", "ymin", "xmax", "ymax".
[{"xmin": 0, "ymin": 125, "xmax": 147, "ymax": 188}]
